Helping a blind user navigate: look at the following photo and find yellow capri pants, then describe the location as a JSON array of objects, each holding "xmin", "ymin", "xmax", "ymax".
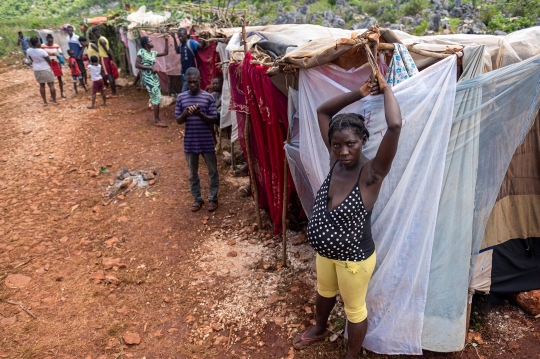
[{"xmin": 316, "ymin": 252, "xmax": 376, "ymax": 323}]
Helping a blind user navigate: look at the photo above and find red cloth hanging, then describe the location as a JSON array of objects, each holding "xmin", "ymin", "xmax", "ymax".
[
  {"xmin": 229, "ymin": 53, "xmax": 295, "ymax": 234},
  {"xmin": 193, "ymin": 39, "xmax": 219, "ymax": 91}
]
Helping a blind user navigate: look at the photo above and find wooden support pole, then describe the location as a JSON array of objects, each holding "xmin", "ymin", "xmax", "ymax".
[
  {"xmin": 242, "ymin": 15, "xmax": 262, "ymax": 230},
  {"xmin": 377, "ymin": 43, "xmax": 462, "ymax": 59},
  {"xmin": 231, "ymin": 141, "xmax": 236, "ymax": 170},
  {"xmin": 282, "ymin": 128, "xmax": 291, "ymax": 267}
]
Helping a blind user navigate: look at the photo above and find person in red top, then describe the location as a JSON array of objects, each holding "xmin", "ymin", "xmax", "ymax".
[{"xmin": 67, "ymin": 49, "xmax": 87, "ymax": 94}]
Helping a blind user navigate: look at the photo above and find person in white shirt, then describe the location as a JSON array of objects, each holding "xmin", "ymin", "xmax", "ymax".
[
  {"xmin": 26, "ymin": 37, "xmax": 58, "ymax": 106},
  {"xmin": 87, "ymin": 55, "xmax": 106, "ymax": 109}
]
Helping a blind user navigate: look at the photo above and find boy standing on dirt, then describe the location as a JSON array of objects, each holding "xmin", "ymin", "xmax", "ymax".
[
  {"xmin": 68, "ymin": 49, "xmax": 87, "ymax": 94},
  {"xmin": 175, "ymin": 67, "xmax": 219, "ymax": 212},
  {"xmin": 87, "ymin": 56, "xmax": 106, "ymax": 109}
]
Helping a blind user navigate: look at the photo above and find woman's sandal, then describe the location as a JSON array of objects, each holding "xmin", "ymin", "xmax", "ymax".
[
  {"xmin": 154, "ymin": 121, "xmax": 168, "ymax": 128},
  {"xmin": 292, "ymin": 328, "xmax": 330, "ymax": 350},
  {"xmin": 191, "ymin": 201, "xmax": 204, "ymax": 212}
]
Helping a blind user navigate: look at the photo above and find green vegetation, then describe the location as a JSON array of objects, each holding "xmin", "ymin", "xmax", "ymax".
[{"xmin": 413, "ymin": 20, "xmax": 428, "ymax": 36}]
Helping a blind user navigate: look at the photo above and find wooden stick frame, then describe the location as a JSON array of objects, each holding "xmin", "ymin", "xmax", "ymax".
[{"xmin": 241, "ymin": 14, "xmax": 263, "ymax": 231}]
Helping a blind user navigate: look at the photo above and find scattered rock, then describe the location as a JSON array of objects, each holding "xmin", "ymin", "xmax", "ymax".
[
  {"xmin": 271, "ymin": 316, "xmax": 285, "ymax": 327},
  {"xmin": 90, "ymin": 270, "xmax": 105, "ymax": 283},
  {"xmin": 5, "ymin": 274, "xmax": 32, "ymax": 289},
  {"xmin": 256, "ymin": 273, "xmax": 263, "ymax": 280},
  {"xmin": 467, "ymin": 331, "xmax": 485, "ymax": 345},
  {"xmin": 123, "ymin": 332, "xmax": 141, "ymax": 345},
  {"xmin": 1, "ymin": 316, "xmax": 17, "ymax": 326},
  {"xmin": 22, "ymin": 130, "xmax": 32, "ymax": 135},
  {"xmin": 102, "ymin": 257, "xmax": 126, "ymax": 270},
  {"xmin": 227, "ymin": 239, "xmax": 236, "ymax": 246},
  {"xmin": 211, "ymin": 322, "xmax": 223, "ymax": 331},
  {"xmin": 59, "ymin": 236, "xmax": 68, "ymax": 244},
  {"xmin": 508, "ymin": 341, "xmax": 519, "ymax": 350},
  {"xmin": 267, "ymin": 293, "xmax": 279, "ymax": 304},
  {"xmin": 105, "ymin": 274, "xmax": 121, "ymax": 284},
  {"xmin": 515, "ymin": 290, "xmax": 540, "ymax": 315},
  {"xmin": 213, "ymin": 335, "xmax": 229, "ymax": 345},
  {"xmin": 104, "ymin": 237, "xmax": 120, "ymax": 248},
  {"xmin": 227, "ymin": 251, "xmax": 238, "ymax": 257},
  {"xmin": 116, "ymin": 306, "xmax": 129, "ymax": 315},
  {"xmin": 185, "ymin": 315, "xmax": 195, "ymax": 324}
]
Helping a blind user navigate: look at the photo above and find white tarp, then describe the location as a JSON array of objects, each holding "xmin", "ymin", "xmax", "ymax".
[
  {"xmin": 289, "ymin": 52, "xmax": 540, "ymax": 354},
  {"xmin": 423, "ymin": 53, "xmax": 540, "ymax": 351},
  {"xmin": 217, "ymin": 42, "xmax": 238, "ymax": 142},
  {"xmin": 296, "ymin": 56, "xmax": 457, "ymax": 354},
  {"xmin": 422, "ymin": 45, "xmax": 485, "ymax": 351}
]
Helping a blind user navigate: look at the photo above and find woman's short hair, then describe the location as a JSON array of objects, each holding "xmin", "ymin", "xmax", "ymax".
[
  {"xmin": 46, "ymin": 34, "xmax": 53, "ymax": 40},
  {"xmin": 140, "ymin": 36, "xmax": 149, "ymax": 49},
  {"xmin": 30, "ymin": 37, "xmax": 40, "ymax": 47},
  {"xmin": 328, "ymin": 113, "xmax": 370, "ymax": 143}
]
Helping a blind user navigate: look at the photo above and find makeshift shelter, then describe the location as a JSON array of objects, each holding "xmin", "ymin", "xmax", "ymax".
[
  {"xmin": 36, "ymin": 29, "xmax": 70, "ymax": 56},
  {"xmin": 223, "ymin": 23, "xmax": 540, "ymax": 355}
]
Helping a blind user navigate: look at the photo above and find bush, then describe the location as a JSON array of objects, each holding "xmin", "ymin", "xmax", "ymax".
[
  {"xmin": 487, "ymin": 13, "xmax": 537, "ymax": 33},
  {"xmin": 402, "ymin": 0, "xmax": 429, "ymax": 16},
  {"xmin": 378, "ymin": 6, "xmax": 398, "ymax": 24},
  {"xmin": 413, "ymin": 20, "xmax": 428, "ymax": 36},
  {"xmin": 480, "ymin": 5, "xmax": 499, "ymax": 26}
]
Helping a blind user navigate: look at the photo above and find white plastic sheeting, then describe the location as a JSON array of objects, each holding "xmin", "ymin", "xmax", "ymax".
[
  {"xmin": 296, "ymin": 56, "xmax": 458, "ymax": 354},
  {"xmin": 422, "ymin": 45, "xmax": 485, "ymax": 352},
  {"xmin": 288, "ymin": 53, "xmax": 540, "ymax": 354},
  {"xmin": 217, "ymin": 42, "xmax": 238, "ymax": 142},
  {"xmin": 423, "ymin": 54, "xmax": 540, "ymax": 352}
]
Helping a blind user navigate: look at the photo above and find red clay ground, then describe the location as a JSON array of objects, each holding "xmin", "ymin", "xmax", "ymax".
[{"xmin": 0, "ymin": 65, "xmax": 538, "ymax": 359}]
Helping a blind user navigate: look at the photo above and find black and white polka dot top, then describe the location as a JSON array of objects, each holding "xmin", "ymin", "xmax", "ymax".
[{"xmin": 307, "ymin": 162, "xmax": 375, "ymax": 262}]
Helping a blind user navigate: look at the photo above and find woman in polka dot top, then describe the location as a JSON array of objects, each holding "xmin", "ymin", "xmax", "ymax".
[{"xmin": 293, "ymin": 71, "xmax": 402, "ymax": 358}]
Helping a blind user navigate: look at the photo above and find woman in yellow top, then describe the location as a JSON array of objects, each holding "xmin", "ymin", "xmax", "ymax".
[{"xmin": 91, "ymin": 27, "xmax": 117, "ymax": 98}]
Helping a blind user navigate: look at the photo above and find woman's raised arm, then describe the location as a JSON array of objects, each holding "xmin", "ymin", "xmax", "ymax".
[{"xmin": 370, "ymin": 72, "xmax": 402, "ymax": 179}]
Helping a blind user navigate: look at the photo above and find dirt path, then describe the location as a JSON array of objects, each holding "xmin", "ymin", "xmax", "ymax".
[{"xmin": 0, "ymin": 66, "xmax": 538, "ymax": 359}]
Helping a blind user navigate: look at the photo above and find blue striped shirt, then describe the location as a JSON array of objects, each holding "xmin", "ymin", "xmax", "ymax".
[{"xmin": 175, "ymin": 91, "xmax": 217, "ymax": 154}]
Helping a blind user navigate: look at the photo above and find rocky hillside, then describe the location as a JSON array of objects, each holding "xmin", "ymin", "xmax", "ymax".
[{"xmin": 247, "ymin": 0, "xmax": 540, "ymax": 36}]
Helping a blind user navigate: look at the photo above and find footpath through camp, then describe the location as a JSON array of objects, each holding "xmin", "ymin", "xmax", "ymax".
[{"xmin": 0, "ymin": 64, "xmax": 539, "ymax": 359}]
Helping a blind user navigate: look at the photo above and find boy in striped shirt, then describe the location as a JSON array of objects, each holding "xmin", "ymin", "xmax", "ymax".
[{"xmin": 175, "ymin": 67, "xmax": 219, "ymax": 212}]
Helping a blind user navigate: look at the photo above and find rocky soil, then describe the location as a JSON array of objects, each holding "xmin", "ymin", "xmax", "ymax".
[{"xmin": 1, "ymin": 63, "xmax": 539, "ymax": 358}]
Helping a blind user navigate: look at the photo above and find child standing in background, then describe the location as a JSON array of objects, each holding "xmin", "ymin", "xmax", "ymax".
[
  {"xmin": 87, "ymin": 56, "xmax": 106, "ymax": 109},
  {"xmin": 68, "ymin": 50, "xmax": 87, "ymax": 94}
]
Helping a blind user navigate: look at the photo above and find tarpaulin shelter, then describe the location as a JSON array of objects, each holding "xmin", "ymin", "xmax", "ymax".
[{"xmin": 223, "ymin": 23, "xmax": 540, "ymax": 355}]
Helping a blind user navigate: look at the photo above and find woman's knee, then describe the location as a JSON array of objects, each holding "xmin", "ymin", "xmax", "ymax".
[
  {"xmin": 317, "ymin": 286, "xmax": 338, "ymax": 298},
  {"xmin": 344, "ymin": 303, "xmax": 368, "ymax": 323}
]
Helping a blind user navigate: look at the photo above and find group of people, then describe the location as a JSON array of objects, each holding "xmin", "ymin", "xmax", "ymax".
[
  {"xmin": 19, "ymin": 25, "xmax": 405, "ymax": 358},
  {"xmin": 21, "ymin": 26, "xmax": 118, "ymax": 107}
]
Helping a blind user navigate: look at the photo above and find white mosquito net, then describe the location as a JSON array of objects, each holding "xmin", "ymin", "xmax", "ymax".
[{"xmin": 286, "ymin": 52, "xmax": 540, "ymax": 354}]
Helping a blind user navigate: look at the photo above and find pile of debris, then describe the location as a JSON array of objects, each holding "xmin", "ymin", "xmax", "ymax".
[{"xmin": 103, "ymin": 167, "xmax": 157, "ymax": 203}]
